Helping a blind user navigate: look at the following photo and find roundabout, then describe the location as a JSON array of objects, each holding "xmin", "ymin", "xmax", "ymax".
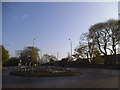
[
  {"xmin": 3, "ymin": 67, "xmax": 119, "ymax": 88},
  {"xmin": 9, "ymin": 66, "xmax": 80, "ymax": 77}
]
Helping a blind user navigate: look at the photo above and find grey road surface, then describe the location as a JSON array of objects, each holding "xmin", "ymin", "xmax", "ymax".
[{"xmin": 2, "ymin": 67, "xmax": 120, "ymax": 88}]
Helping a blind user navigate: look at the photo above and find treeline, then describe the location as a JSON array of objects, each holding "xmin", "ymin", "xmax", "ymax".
[
  {"xmin": 44, "ymin": 54, "xmax": 120, "ymax": 67},
  {"xmin": 1, "ymin": 45, "xmax": 58, "ymax": 67}
]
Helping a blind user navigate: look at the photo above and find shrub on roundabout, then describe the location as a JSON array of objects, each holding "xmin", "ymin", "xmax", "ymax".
[{"xmin": 10, "ymin": 66, "xmax": 80, "ymax": 77}]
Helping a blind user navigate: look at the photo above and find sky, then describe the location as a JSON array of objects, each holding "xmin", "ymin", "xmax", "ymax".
[{"xmin": 2, "ymin": 2, "xmax": 118, "ymax": 59}]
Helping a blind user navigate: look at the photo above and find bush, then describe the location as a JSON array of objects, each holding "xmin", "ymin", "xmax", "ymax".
[
  {"xmin": 4, "ymin": 57, "xmax": 19, "ymax": 66},
  {"xmin": 92, "ymin": 56, "xmax": 104, "ymax": 64}
]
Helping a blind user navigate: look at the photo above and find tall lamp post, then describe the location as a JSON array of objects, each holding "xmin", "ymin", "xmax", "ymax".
[
  {"xmin": 33, "ymin": 38, "xmax": 35, "ymax": 47},
  {"xmin": 57, "ymin": 52, "xmax": 58, "ymax": 60},
  {"xmin": 69, "ymin": 38, "xmax": 72, "ymax": 58}
]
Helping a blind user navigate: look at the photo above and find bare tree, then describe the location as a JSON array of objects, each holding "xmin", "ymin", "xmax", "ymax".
[{"xmin": 74, "ymin": 32, "xmax": 96, "ymax": 63}]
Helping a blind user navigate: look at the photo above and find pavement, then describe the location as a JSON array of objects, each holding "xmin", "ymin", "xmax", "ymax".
[{"xmin": 2, "ymin": 67, "xmax": 120, "ymax": 88}]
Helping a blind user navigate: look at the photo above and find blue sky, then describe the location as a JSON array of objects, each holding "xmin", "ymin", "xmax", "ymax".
[{"xmin": 2, "ymin": 2, "xmax": 118, "ymax": 59}]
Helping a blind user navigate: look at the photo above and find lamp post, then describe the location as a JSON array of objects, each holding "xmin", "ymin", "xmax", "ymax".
[
  {"xmin": 33, "ymin": 38, "xmax": 35, "ymax": 47},
  {"xmin": 57, "ymin": 52, "xmax": 58, "ymax": 60},
  {"xmin": 68, "ymin": 38, "xmax": 72, "ymax": 57}
]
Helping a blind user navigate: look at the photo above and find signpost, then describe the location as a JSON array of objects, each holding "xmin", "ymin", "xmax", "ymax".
[{"xmin": 28, "ymin": 56, "xmax": 32, "ymax": 66}]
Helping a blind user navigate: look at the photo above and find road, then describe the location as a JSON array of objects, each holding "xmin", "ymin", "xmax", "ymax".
[{"xmin": 2, "ymin": 67, "xmax": 120, "ymax": 88}]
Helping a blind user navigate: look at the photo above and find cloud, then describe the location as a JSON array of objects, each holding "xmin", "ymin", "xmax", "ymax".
[
  {"xmin": 21, "ymin": 14, "xmax": 28, "ymax": 19},
  {"xmin": 13, "ymin": 14, "xmax": 28, "ymax": 20}
]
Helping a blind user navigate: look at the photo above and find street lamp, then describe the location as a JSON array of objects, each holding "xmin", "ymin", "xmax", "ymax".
[
  {"xmin": 33, "ymin": 38, "xmax": 35, "ymax": 47},
  {"xmin": 57, "ymin": 52, "xmax": 58, "ymax": 60},
  {"xmin": 68, "ymin": 38, "xmax": 72, "ymax": 57}
]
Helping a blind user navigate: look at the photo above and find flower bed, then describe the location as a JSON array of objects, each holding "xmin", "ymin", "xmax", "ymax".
[{"xmin": 10, "ymin": 67, "xmax": 80, "ymax": 77}]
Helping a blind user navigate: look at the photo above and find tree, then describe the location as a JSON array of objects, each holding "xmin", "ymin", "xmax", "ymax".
[
  {"xmin": 58, "ymin": 58, "xmax": 69, "ymax": 67},
  {"xmin": 74, "ymin": 32, "xmax": 96, "ymax": 63},
  {"xmin": 42, "ymin": 54, "xmax": 57, "ymax": 63},
  {"xmin": 118, "ymin": 20, "xmax": 120, "ymax": 54},
  {"xmin": 4, "ymin": 57, "xmax": 19, "ymax": 66},
  {"xmin": 17, "ymin": 46, "xmax": 40, "ymax": 65},
  {"xmin": 89, "ymin": 19, "xmax": 120, "ymax": 55},
  {"xmin": 107, "ymin": 19, "xmax": 120, "ymax": 55},
  {"xmin": 89, "ymin": 22, "xmax": 110, "ymax": 56},
  {"xmin": 42, "ymin": 54, "xmax": 57, "ymax": 67},
  {"xmin": 92, "ymin": 48, "xmax": 104, "ymax": 64},
  {"xmin": 75, "ymin": 44, "xmax": 88, "ymax": 59},
  {"xmin": 67, "ymin": 52, "xmax": 73, "ymax": 61},
  {"xmin": 74, "ymin": 19, "xmax": 119, "ymax": 64},
  {"xmin": 87, "ymin": 19, "xmax": 120, "ymax": 64},
  {"xmin": 72, "ymin": 53, "xmax": 80, "ymax": 61},
  {"xmin": 1, "ymin": 45, "xmax": 9, "ymax": 65}
]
